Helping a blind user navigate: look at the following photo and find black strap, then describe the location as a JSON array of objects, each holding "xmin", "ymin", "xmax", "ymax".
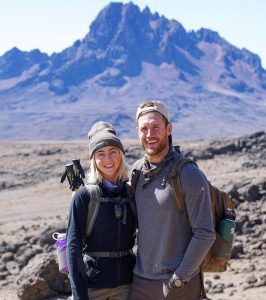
[
  {"xmin": 85, "ymin": 184, "xmax": 101, "ymax": 237},
  {"xmin": 94, "ymin": 197, "xmax": 132, "ymax": 203},
  {"xmin": 86, "ymin": 250, "xmax": 132, "ymax": 258}
]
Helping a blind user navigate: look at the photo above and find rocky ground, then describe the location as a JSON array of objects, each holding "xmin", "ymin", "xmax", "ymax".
[{"xmin": 0, "ymin": 131, "xmax": 265, "ymax": 300}]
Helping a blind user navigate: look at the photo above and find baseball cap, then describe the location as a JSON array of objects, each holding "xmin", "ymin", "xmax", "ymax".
[{"xmin": 136, "ymin": 100, "xmax": 169, "ymax": 122}]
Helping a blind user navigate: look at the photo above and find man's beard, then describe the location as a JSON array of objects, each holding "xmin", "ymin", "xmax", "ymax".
[{"xmin": 142, "ymin": 136, "xmax": 168, "ymax": 156}]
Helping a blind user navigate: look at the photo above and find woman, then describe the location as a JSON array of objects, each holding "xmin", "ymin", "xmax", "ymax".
[{"xmin": 66, "ymin": 121, "xmax": 137, "ymax": 300}]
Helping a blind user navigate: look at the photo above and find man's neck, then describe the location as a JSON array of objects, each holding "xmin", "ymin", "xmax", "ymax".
[{"xmin": 147, "ymin": 145, "xmax": 170, "ymax": 163}]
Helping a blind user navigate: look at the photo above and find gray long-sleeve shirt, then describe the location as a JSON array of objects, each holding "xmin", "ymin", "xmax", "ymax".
[{"xmin": 133, "ymin": 154, "xmax": 216, "ymax": 281}]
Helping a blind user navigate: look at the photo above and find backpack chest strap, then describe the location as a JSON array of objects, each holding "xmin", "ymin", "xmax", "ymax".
[
  {"xmin": 85, "ymin": 250, "xmax": 133, "ymax": 258},
  {"xmin": 92, "ymin": 197, "xmax": 132, "ymax": 203}
]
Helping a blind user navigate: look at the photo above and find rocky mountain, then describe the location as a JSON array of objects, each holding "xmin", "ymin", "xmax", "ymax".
[{"xmin": 0, "ymin": 2, "xmax": 265, "ymax": 140}]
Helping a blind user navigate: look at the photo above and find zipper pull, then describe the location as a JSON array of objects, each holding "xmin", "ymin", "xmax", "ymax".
[{"xmin": 162, "ymin": 177, "xmax": 167, "ymax": 188}]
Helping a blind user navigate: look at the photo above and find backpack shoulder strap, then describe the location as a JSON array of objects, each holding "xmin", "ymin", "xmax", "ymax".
[
  {"xmin": 85, "ymin": 183, "xmax": 101, "ymax": 237},
  {"xmin": 85, "ymin": 182, "xmax": 139, "ymax": 237},
  {"xmin": 168, "ymin": 156, "xmax": 197, "ymax": 212},
  {"xmin": 125, "ymin": 182, "xmax": 134, "ymax": 204},
  {"xmin": 208, "ymin": 183, "xmax": 236, "ymax": 227},
  {"xmin": 134, "ymin": 157, "xmax": 146, "ymax": 170},
  {"xmin": 125, "ymin": 182, "xmax": 138, "ymax": 227},
  {"xmin": 130, "ymin": 157, "xmax": 145, "ymax": 193}
]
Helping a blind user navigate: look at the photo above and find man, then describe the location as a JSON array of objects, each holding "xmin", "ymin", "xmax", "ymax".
[{"xmin": 130, "ymin": 100, "xmax": 216, "ymax": 300}]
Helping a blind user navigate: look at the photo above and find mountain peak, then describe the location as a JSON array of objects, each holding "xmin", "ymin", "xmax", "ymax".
[
  {"xmin": 0, "ymin": 47, "xmax": 48, "ymax": 80},
  {"xmin": 194, "ymin": 28, "xmax": 223, "ymax": 44},
  {"xmin": 0, "ymin": 2, "xmax": 265, "ymax": 141}
]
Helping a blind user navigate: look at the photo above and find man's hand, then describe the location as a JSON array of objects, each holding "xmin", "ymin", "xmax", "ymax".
[
  {"xmin": 163, "ymin": 274, "xmax": 187, "ymax": 297},
  {"xmin": 168, "ymin": 273, "xmax": 187, "ymax": 289}
]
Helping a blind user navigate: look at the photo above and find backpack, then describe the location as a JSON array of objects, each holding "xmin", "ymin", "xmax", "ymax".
[
  {"xmin": 131, "ymin": 152, "xmax": 236, "ymax": 273},
  {"xmin": 79, "ymin": 182, "xmax": 137, "ymax": 276},
  {"xmin": 84, "ymin": 182, "xmax": 137, "ymax": 238},
  {"xmin": 60, "ymin": 160, "xmax": 137, "ymax": 239}
]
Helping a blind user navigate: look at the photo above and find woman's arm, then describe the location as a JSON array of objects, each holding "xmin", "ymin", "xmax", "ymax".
[{"xmin": 66, "ymin": 187, "xmax": 89, "ymax": 300}]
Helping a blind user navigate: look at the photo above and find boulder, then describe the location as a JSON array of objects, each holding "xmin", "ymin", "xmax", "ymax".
[
  {"xmin": 38, "ymin": 223, "xmax": 66, "ymax": 247},
  {"xmin": 17, "ymin": 253, "xmax": 71, "ymax": 299},
  {"xmin": 16, "ymin": 246, "xmax": 43, "ymax": 269},
  {"xmin": 17, "ymin": 277, "xmax": 51, "ymax": 300},
  {"xmin": 247, "ymin": 184, "xmax": 260, "ymax": 201},
  {"xmin": 231, "ymin": 242, "xmax": 244, "ymax": 258}
]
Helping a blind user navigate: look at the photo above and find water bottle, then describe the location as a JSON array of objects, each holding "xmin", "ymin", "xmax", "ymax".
[
  {"xmin": 52, "ymin": 232, "xmax": 69, "ymax": 273},
  {"xmin": 218, "ymin": 210, "xmax": 236, "ymax": 243}
]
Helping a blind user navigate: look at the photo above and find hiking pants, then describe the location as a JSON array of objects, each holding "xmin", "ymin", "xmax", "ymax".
[
  {"xmin": 87, "ymin": 284, "xmax": 131, "ymax": 300},
  {"xmin": 129, "ymin": 274, "xmax": 201, "ymax": 300}
]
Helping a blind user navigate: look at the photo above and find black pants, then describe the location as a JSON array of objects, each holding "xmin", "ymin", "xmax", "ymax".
[{"xmin": 129, "ymin": 274, "xmax": 201, "ymax": 300}]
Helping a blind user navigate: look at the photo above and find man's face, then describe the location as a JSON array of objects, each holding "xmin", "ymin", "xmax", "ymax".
[{"xmin": 137, "ymin": 112, "xmax": 172, "ymax": 162}]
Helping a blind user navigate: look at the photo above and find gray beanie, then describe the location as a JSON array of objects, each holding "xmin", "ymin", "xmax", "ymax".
[{"xmin": 88, "ymin": 121, "xmax": 125, "ymax": 158}]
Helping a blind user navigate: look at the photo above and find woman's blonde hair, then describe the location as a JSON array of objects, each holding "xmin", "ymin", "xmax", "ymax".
[{"xmin": 88, "ymin": 149, "xmax": 129, "ymax": 183}]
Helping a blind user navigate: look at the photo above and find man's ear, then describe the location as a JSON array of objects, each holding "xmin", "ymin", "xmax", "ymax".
[{"xmin": 167, "ymin": 123, "xmax": 172, "ymax": 136}]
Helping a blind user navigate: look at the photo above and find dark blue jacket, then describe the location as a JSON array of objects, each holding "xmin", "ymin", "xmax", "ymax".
[{"xmin": 66, "ymin": 182, "xmax": 136, "ymax": 300}]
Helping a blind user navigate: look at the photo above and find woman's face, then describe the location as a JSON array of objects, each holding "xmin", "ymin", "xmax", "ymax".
[{"xmin": 94, "ymin": 146, "xmax": 122, "ymax": 183}]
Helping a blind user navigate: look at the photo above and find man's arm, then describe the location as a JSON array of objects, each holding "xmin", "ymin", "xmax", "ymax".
[{"xmin": 175, "ymin": 163, "xmax": 216, "ymax": 280}]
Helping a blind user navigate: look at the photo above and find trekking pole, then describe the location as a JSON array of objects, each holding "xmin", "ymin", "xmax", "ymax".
[
  {"xmin": 60, "ymin": 160, "xmax": 85, "ymax": 191},
  {"xmin": 72, "ymin": 159, "xmax": 85, "ymax": 179}
]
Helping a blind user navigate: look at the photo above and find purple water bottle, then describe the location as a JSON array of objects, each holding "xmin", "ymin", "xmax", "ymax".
[{"xmin": 52, "ymin": 232, "xmax": 69, "ymax": 273}]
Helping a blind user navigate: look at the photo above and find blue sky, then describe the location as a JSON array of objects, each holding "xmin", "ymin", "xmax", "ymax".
[{"xmin": 1, "ymin": 0, "xmax": 265, "ymax": 67}]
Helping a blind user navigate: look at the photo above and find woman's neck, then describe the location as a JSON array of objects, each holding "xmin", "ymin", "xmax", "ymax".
[{"xmin": 103, "ymin": 179, "xmax": 119, "ymax": 189}]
